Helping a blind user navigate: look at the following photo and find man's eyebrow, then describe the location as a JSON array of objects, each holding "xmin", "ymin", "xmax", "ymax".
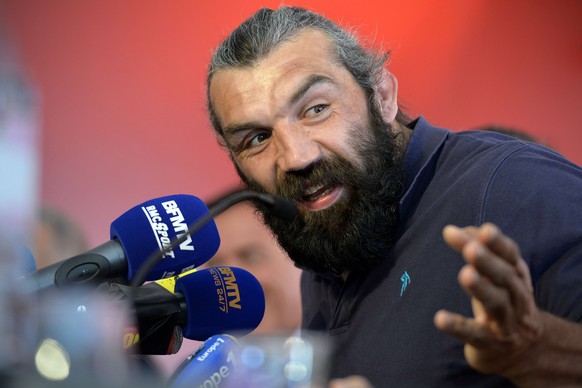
[
  {"xmin": 223, "ymin": 122, "xmax": 260, "ymax": 138},
  {"xmin": 289, "ymin": 74, "xmax": 335, "ymax": 106},
  {"xmin": 222, "ymin": 74, "xmax": 335, "ymax": 138}
]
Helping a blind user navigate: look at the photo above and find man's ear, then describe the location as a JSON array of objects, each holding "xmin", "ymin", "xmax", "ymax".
[{"xmin": 373, "ymin": 68, "xmax": 398, "ymax": 124}]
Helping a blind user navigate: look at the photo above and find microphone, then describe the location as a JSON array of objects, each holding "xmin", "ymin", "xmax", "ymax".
[
  {"xmin": 111, "ymin": 266, "xmax": 265, "ymax": 355},
  {"xmin": 174, "ymin": 265, "xmax": 265, "ymax": 341},
  {"xmin": 130, "ymin": 190, "xmax": 297, "ymax": 288},
  {"xmin": 167, "ymin": 333, "xmax": 328, "ymax": 388},
  {"xmin": 21, "ymin": 194, "xmax": 220, "ymax": 293},
  {"xmin": 167, "ymin": 334, "xmax": 238, "ymax": 388}
]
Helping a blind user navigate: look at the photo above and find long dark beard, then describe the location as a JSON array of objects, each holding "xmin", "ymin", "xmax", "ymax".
[{"xmin": 238, "ymin": 105, "xmax": 405, "ymax": 275}]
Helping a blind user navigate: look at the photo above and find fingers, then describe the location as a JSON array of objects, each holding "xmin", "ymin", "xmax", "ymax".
[
  {"xmin": 434, "ymin": 309, "xmax": 494, "ymax": 348},
  {"xmin": 443, "ymin": 223, "xmax": 536, "ymax": 329},
  {"xmin": 457, "ymin": 264, "xmax": 516, "ymax": 327},
  {"xmin": 437, "ymin": 223, "xmax": 543, "ymax": 377},
  {"xmin": 460, "ymin": 239, "xmax": 534, "ymax": 323},
  {"xmin": 461, "ymin": 238, "xmax": 515, "ymax": 284},
  {"xmin": 477, "ymin": 223, "xmax": 522, "ymax": 268},
  {"xmin": 443, "ymin": 223, "xmax": 532, "ymax": 290},
  {"xmin": 444, "ymin": 223, "xmax": 522, "ymax": 266},
  {"xmin": 442, "ymin": 225, "xmax": 478, "ymax": 252}
]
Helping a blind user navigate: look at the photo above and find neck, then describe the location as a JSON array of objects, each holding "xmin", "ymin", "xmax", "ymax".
[{"xmin": 391, "ymin": 120, "xmax": 413, "ymax": 151}]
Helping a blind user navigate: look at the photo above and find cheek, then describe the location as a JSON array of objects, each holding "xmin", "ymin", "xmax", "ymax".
[
  {"xmin": 319, "ymin": 116, "xmax": 365, "ymax": 157},
  {"xmin": 342, "ymin": 121, "xmax": 375, "ymax": 168},
  {"xmin": 237, "ymin": 157, "xmax": 279, "ymax": 192}
]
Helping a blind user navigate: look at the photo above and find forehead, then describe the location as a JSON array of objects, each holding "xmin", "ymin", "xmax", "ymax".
[{"xmin": 209, "ymin": 29, "xmax": 351, "ymax": 124}]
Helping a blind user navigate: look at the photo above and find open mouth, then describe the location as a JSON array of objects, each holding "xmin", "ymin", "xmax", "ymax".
[{"xmin": 300, "ymin": 183, "xmax": 344, "ymax": 211}]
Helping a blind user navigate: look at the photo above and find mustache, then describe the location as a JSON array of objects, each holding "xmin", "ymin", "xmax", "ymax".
[{"xmin": 273, "ymin": 156, "xmax": 360, "ymax": 202}]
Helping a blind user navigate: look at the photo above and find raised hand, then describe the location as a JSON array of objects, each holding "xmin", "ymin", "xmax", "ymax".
[{"xmin": 434, "ymin": 223, "xmax": 544, "ymax": 379}]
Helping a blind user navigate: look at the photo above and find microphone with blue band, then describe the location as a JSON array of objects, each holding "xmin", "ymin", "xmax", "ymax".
[
  {"xmin": 21, "ymin": 194, "xmax": 220, "ymax": 293},
  {"xmin": 175, "ymin": 265, "xmax": 265, "ymax": 341},
  {"xmin": 109, "ymin": 266, "xmax": 265, "ymax": 355},
  {"xmin": 167, "ymin": 334, "xmax": 238, "ymax": 388},
  {"xmin": 111, "ymin": 194, "xmax": 219, "ymax": 280}
]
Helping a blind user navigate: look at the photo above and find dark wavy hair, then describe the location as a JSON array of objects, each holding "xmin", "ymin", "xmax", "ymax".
[{"xmin": 206, "ymin": 6, "xmax": 410, "ymax": 138}]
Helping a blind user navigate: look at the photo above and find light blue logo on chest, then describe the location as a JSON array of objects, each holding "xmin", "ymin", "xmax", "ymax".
[{"xmin": 400, "ymin": 271, "xmax": 411, "ymax": 296}]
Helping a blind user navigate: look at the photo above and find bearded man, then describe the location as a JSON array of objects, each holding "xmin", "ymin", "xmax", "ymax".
[{"xmin": 205, "ymin": 6, "xmax": 582, "ymax": 387}]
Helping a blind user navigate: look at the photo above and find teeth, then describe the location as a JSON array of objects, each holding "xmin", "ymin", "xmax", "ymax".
[
  {"xmin": 304, "ymin": 184, "xmax": 325, "ymax": 196},
  {"xmin": 320, "ymin": 187, "xmax": 333, "ymax": 196},
  {"xmin": 304, "ymin": 185, "xmax": 333, "ymax": 201}
]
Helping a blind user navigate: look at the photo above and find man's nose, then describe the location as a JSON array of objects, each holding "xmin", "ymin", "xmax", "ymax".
[{"xmin": 273, "ymin": 122, "xmax": 322, "ymax": 173}]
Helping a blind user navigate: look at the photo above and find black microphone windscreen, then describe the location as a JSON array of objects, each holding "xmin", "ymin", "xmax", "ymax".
[{"xmin": 267, "ymin": 194, "xmax": 298, "ymax": 221}]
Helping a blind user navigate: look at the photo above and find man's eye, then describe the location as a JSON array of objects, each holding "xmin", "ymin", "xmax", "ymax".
[
  {"xmin": 305, "ymin": 104, "xmax": 328, "ymax": 117},
  {"xmin": 248, "ymin": 132, "xmax": 270, "ymax": 147}
]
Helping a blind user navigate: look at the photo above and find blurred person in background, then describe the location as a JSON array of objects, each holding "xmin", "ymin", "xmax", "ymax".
[{"xmin": 32, "ymin": 206, "xmax": 88, "ymax": 269}]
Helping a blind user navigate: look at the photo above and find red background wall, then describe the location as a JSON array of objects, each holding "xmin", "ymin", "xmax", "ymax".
[{"xmin": 3, "ymin": 0, "xmax": 582, "ymax": 247}]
